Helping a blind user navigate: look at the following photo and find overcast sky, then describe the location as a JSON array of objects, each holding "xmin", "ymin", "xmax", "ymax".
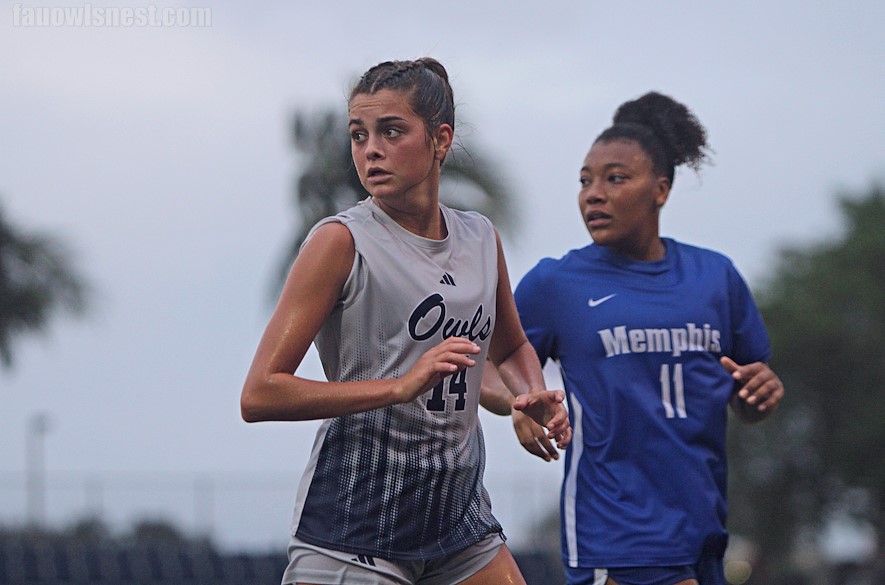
[{"xmin": 1, "ymin": 0, "xmax": 883, "ymax": 552}]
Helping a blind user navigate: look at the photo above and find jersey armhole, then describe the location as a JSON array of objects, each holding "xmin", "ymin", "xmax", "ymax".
[{"xmin": 323, "ymin": 218, "xmax": 363, "ymax": 310}]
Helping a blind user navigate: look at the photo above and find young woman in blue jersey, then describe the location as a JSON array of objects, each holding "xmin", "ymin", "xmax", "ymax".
[
  {"xmin": 510, "ymin": 92, "xmax": 784, "ymax": 585},
  {"xmin": 240, "ymin": 57, "xmax": 571, "ymax": 585}
]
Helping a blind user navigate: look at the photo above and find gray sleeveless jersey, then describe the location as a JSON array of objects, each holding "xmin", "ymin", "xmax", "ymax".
[{"xmin": 291, "ymin": 198, "xmax": 503, "ymax": 561}]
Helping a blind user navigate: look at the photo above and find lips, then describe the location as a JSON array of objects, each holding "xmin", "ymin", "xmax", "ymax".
[
  {"xmin": 586, "ymin": 210, "xmax": 612, "ymax": 229},
  {"xmin": 366, "ymin": 167, "xmax": 392, "ymax": 181}
]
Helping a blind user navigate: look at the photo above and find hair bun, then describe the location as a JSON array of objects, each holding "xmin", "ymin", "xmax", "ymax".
[{"xmin": 613, "ymin": 91, "xmax": 710, "ymax": 172}]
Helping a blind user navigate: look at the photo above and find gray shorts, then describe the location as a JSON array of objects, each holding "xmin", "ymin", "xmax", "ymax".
[{"xmin": 281, "ymin": 532, "xmax": 507, "ymax": 585}]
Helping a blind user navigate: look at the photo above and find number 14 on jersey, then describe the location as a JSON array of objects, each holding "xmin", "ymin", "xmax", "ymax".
[{"xmin": 426, "ymin": 369, "xmax": 468, "ymax": 412}]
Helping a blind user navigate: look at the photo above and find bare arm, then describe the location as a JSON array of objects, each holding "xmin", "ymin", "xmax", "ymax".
[
  {"xmin": 479, "ymin": 359, "xmax": 514, "ymax": 416},
  {"xmin": 240, "ymin": 222, "xmax": 480, "ymax": 422},
  {"xmin": 487, "ymin": 230, "xmax": 571, "ymax": 451}
]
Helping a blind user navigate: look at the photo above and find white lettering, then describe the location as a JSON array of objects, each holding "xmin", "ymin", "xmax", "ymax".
[
  {"xmin": 644, "ymin": 329, "xmax": 672, "ymax": 353},
  {"xmin": 598, "ymin": 326, "xmax": 630, "ymax": 357},
  {"xmin": 629, "ymin": 329, "xmax": 646, "ymax": 353},
  {"xmin": 671, "ymin": 329, "xmax": 689, "ymax": 357},
  {"xmin": 597, "ymin": 323, "xmax": 724, "ymax": 359},
  {"xmin": 11, "ymin": 4, "xmax": 213, "ymax": 28}
]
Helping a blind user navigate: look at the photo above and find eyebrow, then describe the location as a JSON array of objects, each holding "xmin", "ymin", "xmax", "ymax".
[
  {"xmin": 581, "ymin": 162, "xmax": 628, "ymax": 173},
  {"xmin": 349, "ymin": 115, "xmax": 407, "ymax": 126}
]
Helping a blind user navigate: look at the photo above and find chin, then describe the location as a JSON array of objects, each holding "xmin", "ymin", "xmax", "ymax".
[{"xmin": 586, "ymin": 228, "xmax": 607, "ymax": 245}]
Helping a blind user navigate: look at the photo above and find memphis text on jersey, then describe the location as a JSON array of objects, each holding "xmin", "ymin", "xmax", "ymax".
[{"xmin": 598, "ymin": 322, "xmax": 722, "ymax": 358}]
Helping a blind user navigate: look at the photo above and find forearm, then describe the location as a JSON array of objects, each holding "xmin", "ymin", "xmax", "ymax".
[
  {"xmin": 493, "ymin": 340, "xmax": 547, "ymax": 398},
  {"xmin": 480, "ymin": 360, "xmax": 515, "ymax": 415},
  {"xmin": 241, "ymin": 374, "xmax": 405, "ymax": 422}
]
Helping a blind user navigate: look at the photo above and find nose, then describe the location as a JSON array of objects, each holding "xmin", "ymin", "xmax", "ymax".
[
  {"xmin": 364, "ymin": 134, "xmax": 383, "ymax": 160},
  {"xmin": 581, "ymin": 178, "xmax": 604, "ymax": 205}
]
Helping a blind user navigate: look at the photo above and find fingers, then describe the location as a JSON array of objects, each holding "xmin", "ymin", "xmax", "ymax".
[
  {"xmin": 512, "ymin": 411, "xmax": 558, "ymax": 461},
  {"xmin": 399, "ymin": 338, "xmax": 482, "ymax": 403},
  {"xmin": 741, "ymin": 368, "xmax": 784, "ymax": 411},
  {"xmin": 722, "ymin": 357, "xmax": 784, "ymax": 412},
  {"xmin": 513, "ymin": 390, "xmax": 572, "ymax": 451},
  {"xmin": 427, "ymin": 337, "xmax": 482, "ymax": 373},
  {"xmin": 521, "ymin": 432, "xmax": 558, "ymax": 461},
  {"xmin": 512, "ymin": 394, "xmax": 530, "ymax": 412},
  {"xmin": 555, "ymin": 427, "xmax": 572, "ymax": 450},
  {"xmin": 545, "ymin": 409, "xmax": 571, "ymax": 449},
  {"xmin": 512, "ymin": 389, "xmax": 564, "ymax": 414},
  {"xmin": 544, "ymin": 391, "xmax": 568, "ymax": 419},
  {"xmin": 720, "ymin": 355, "xmax": 739, "ymax": 374}
]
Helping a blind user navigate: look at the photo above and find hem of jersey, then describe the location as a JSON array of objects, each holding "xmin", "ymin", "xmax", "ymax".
[{"xmin": 296, "ymin": 526, "xmax": 505, "ymax": 563}]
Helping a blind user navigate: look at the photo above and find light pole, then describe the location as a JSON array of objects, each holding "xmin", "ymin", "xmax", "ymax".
[{"xmin": 25, "ymin": 412, "xmax": 52, "ymax": 527}]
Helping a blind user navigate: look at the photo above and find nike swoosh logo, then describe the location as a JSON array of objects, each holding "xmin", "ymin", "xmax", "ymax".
[{"xmin": 588, "ymin": 294, "xmax": 616, "ymax": 307}]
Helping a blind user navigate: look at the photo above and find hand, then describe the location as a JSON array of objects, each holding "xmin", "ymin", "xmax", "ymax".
[
  {"xmin": 513, "ymin": 390, "xmax": 572, "ymax": 450},
  {"xmin": 512, "ymin": 409, "xmax": 560, "ymax": 461},
  {"xmin": 397, "ymin": 337, "xmax": 480, "ymax": 403},
  {"xmin": 721, "ymin": 356, "xmax": 784, "ymax": 414}
]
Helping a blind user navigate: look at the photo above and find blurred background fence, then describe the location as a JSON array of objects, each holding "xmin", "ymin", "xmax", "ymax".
[{"xmin": 0, "ymin": 468, "xmax": 564, "ymax": 584}]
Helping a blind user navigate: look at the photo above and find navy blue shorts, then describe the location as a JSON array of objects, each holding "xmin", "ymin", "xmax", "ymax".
[{"xmin": 565, "ymin": 556, "xmax": 725, "ymax": 585}]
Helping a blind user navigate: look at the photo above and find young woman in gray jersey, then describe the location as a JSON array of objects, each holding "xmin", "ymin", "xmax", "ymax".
[{"xmin": 241, "ymin": 57, "xmax": 571, "ymax": 585}]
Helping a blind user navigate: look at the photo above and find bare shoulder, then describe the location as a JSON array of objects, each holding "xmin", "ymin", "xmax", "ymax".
[
  {"xmin": 283, "ymin": 221, "xmax": 355, "ymax": 294},
  {"xmin": 304, "ymin": 221, "xmax": 354, "ymax": 253},
  {"xmin": 300, "ymin": 222, "xmax": 355, "ymax": 267}
]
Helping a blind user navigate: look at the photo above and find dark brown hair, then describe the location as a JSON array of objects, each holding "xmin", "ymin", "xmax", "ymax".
[{"xmin": 349, "ymin": 58, "xmax": 455, "ymax": 135}]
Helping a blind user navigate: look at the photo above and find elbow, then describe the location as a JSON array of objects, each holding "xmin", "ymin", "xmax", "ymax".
[
  {"xmin": 240, "ymin": 386, "xmax": 266, "ymax": 423},
  {"xmin": 240, "ymin": 400, "xmax": 260, "ymax": 423}
]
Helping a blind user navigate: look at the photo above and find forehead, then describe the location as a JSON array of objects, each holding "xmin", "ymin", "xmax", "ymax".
[
  {"xmin": 583, "ymin": 138, "xmax": 653, "ymax": 171},
  {"xmin": 348, "ymin": 89, "xmax": 416, "ymax": 123}
]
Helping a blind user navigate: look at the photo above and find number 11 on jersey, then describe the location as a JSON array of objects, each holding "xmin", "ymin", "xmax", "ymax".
[{"xmin": 660, "ymin": 363, "xmax": 687, "ymax": 419}]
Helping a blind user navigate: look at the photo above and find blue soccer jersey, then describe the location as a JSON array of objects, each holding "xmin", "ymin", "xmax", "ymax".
[{"xmin": 514, "ymin": 238, "xmax": 770, "ymax": 569}]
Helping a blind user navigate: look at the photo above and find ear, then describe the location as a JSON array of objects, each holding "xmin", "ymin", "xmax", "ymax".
[
  {"xmin": 431, "ymin": 124, "xmax": 454, "ymax": 162},
  {"xmin": 654, "ymin": 176, "xmax": 671, "ymax": 209}
]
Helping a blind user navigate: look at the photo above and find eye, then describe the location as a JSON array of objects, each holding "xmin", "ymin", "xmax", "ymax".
[
  {"xmin": 579, "ymin": 177, "xmax": 591, "ymax": 188},
  {"xmin": 384, "ymin": 127, "xmax": 403, "ymax": 138},
  {"xmin": 608, "ymin": 173, "xmax": 627, "ymax": 184},
  {"xmin": 350, "ymin": 130, "xmax": 367, "ymax": 143}
]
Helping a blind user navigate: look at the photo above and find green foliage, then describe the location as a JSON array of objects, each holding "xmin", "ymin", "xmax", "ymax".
[
  {"xmin": 0, "ymin": 203, "xmax": 88, "ymax": 369},
  {"xmin": 728, "ymin": 183, "xmax": 885, "ymax": 581},
  {"xmin": 272, "ymin": 109, "xmax": 517, "ymax": 299}
]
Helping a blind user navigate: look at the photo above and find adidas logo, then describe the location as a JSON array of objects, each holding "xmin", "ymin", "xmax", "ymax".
[
  {"xmin": 439, "ymin": 272, "xmax": 456, "ymax": 286},
  {"xmin": 351, "ymin": 554, "xmax": 376, "ymax": 566}
]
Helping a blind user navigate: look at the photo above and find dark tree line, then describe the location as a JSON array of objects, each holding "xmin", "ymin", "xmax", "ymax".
[{"xmin": 728, "ymin": 183, "xmax": 885, "ymax": 584}]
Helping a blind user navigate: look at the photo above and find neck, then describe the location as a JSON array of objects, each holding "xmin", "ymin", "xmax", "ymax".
[
  {"xmin": 372, "ymin": 164, "xmax": 446, "ymax": 239},
  {"xmin": 373, "ymin": 196, "xmax": 446, "ymax": 240},
  {"xmin": 610, "ymin": 236, "xmax": 666, "ymax": 262}
]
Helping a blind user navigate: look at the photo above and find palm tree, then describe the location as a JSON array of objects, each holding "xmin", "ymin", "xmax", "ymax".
[
  {"xmin": 0, "ymin": 202, "xmax": 88, "ymax": 369},
  {"xmin": 272, "ymin": 108, "xmax": 517, "ymax": 297}
]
